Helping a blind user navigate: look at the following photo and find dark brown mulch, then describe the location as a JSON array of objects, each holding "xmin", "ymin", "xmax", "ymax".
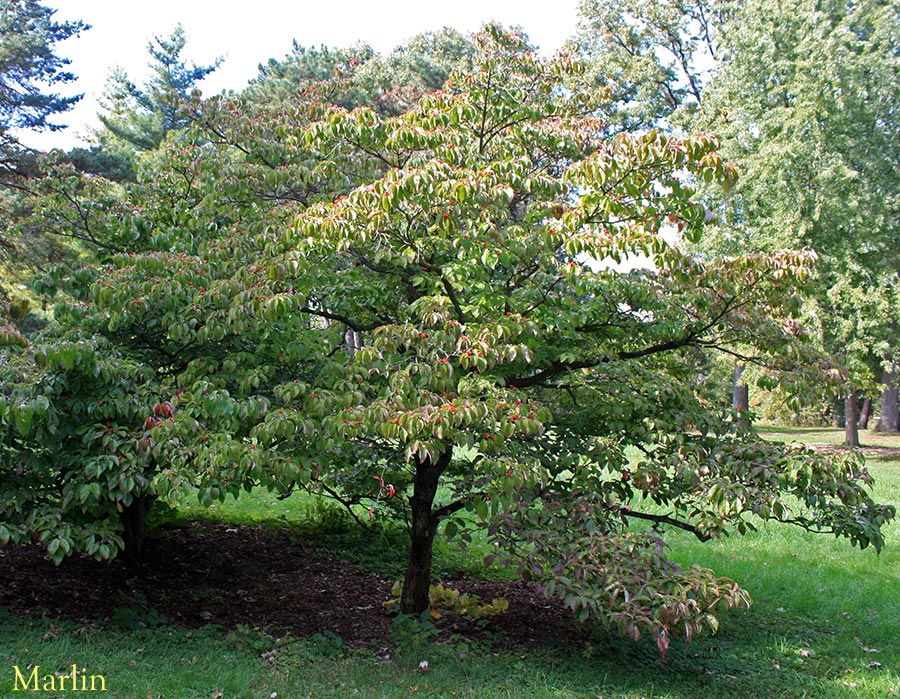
[{"xmin": 0, "ymin": 521, "xmax": 580, "ymax": 648}]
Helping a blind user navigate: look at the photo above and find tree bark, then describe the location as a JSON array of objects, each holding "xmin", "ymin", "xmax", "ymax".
[
  {"xmin": 858, "ymin": 397, "xmax": 872, "ymax": 430},
  {"xmin": 400, "ymin": 449, "xmax": 453, "ymax": 615},
  {"xmin": 877, "ymin": 368, "xmax": 899, "ymax": 432},
  {"xmin": 831, "ymin": 396, "xmax": 844, "ymax": 429},
  {"xmin": 344, "ymin": 328, "xmax": 363, "ymax": 351},
  {"xmin": 732, "ymin": 361, "xmax": 749, "ymax": 428},
  {"xmin": 844, "ymin": 390, "xmax": 860, "ymax": 447},
  {"xmin": 119, "ymin": 494, "xmax": 155, "ymax": 565}
]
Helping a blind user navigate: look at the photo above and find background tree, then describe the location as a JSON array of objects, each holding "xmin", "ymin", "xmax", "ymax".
[
  {"xmin": 572, "ymin": 0, "xmax": 719, "ymax": 133},
  {"xmin": 245, "ymin": 41, "xmax": 378, "ymax": 109},
  {"xmin": 694, "ymin": 0, "xmax": 900, "ymax": 441},
  {"xmin": 575, "ymin": 0, "xmax": 900, "ymax": 439},
  {"xmin": 1, "ymin": 0, "xmax": 86, "ymax": 301},
  {"xmin": 96, "ymin": 24, "xmax": 221, "ymax": 158},
  {"xmin": 572, "ymin": 0, "xmax": 760, "ymax": 421},
  {"xmin": 245, "ymin": 28, "xmax": 474, "ymax": 116},
  {"xmin": 1, "ymin": 22, "xmax": 214, "ymax": 316},
  {"xmin": 0, "ymin": 0, "xmax": 86, "ymax": 143}
]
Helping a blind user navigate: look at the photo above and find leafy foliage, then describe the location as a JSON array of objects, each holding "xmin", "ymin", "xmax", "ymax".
[
  {"xmin": 573, "ymin": 0, "xmax": 719, "ymax": 132},
  {"xmin": 96, "ymin": 24, "xmax": 221, "ymax": 155},
  {"xmin": 0, "ymin": 328, "xmax": 160, "ymax": 563},
  {"xmin": 385, "ymin": 581, "xmax": 509, "ymax": 620},
  {"xmin": 692, "ymin": 0, "xmax": 900, "ymax": 434},
  {"xmin": 0, "ymin": 0, "xmax": 86, "ymax": 134},
  {"xmin": 0, "ymin": 0, "xmax": 87, "ymax": 286},
  {"xmin": 245, "ymin": 28, "xmax": 474, "ymax": 116}
]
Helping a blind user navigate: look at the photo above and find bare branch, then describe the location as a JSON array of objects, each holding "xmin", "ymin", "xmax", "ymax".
[{"xmin": 622, "ymin": 509, "xmax": 712, "ymax": 542}]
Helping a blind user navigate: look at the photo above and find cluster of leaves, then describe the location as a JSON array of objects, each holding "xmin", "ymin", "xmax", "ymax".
[
  {"xmin": 384, "ymin": 581, "xmax": 509, "ymax": 621},
  {"xmin": 0, "ymin": 328, "xmax": 160, "ymax": 563}
]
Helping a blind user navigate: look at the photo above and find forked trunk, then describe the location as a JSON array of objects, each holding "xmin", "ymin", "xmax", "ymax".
[
  {"xmin": 858, "ymin": 397, "xmax": 872, "ymax": 430},
  {"xmin": 844, "ymin": 390, "xmax": 860, "ymax": 448},
  {"xmin": 401, "ymin": 449, "xmax": 452, "ymax": 615}
]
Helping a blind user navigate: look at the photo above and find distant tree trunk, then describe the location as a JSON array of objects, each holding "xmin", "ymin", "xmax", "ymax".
[
  {"xmin": 401, "ymin": 449, "xmax": 453, "ymax": 615},
  {"xmin": 858, "ymin": 397, "xmax": 872, "ymax": 430},
  {"xmin": 119, "ymin": 494, "xmax": 155, "ymax": 564},
  {"xmin": 733, "ymin": 361, "xmax": 749, "ymax": 429},
  {"xmin": 844, "ymin": 389, "xmax": 860, "ymax": 447},
  {"xmin": 876, "ymin": 368, "xmax": 899, "ymax": 432},
  {"xmin": 344, "ymin": 327, "xmax": 363, "ymax": 351},
  {"xmin": 831, "ymin": 396, "xmax": 844, "ymax": 428}
]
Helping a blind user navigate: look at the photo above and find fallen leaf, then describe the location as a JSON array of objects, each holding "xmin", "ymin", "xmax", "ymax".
[{"xmin": 855, "ymin": 637, "xmax": 880, "ymax": 653}]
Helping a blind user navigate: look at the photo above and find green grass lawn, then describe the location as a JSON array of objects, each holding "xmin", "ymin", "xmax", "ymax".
[{"xmin": 1, "ymin": 425, "xmax": 898, "ymax": 698}]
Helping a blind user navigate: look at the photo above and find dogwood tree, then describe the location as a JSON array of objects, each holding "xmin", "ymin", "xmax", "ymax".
[{"xmin": 5, "ymin": 26, "xmax": 892, "ymax": 651}]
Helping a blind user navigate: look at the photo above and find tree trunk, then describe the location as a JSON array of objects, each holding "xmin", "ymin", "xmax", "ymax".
[
  {"xmin": 877, "ymin": 368, "xmax": 899, "ymax": 433},
  {"xmin": 732, "ymin": 361, "xmax": 749, "ymax": 429},
  {"xmin": 400, "ymin": 449, "xmax": 453, "ymax": 615},
  {"xmin": 831, "ymin": 396, "xmax": 844, "ymax": 428},
  {"xmin": 858, "ymin": 397, "xmax": 872, "ymax": 430},
  {"xmin": 844, "ymin": 390, "xmax": 860, "ymax": 447},
  {"xmin": 119, "ymin": 494, "xmax": 154, "ymax": 565},
  {"xmin": 344, "ymin": 328, "xmax": 362, "ymax": 351}
]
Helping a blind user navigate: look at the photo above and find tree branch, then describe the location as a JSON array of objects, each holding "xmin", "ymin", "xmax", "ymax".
[
  {"xmin": 433, "ymin": 496, "xmax": 470, "ymax": 521},
  {"xmin": 441, "ymin": 276, "xmax": 467, "ymax": 323},
  {"xmin": 622, "ymin": 508, "xmax": 712, "ymax": 542},
  {"xmin": 297, "ymin": 306, "xmax": 385, "ymax": 332},
  {"xmin": 317, "ymin": 481, "xmax": 380, "ymax": 533}
]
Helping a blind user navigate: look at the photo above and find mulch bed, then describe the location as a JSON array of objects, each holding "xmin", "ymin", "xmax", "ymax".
[{"xmin": 0, "ymin": 521, "xmax": 581, "ymax": 648}]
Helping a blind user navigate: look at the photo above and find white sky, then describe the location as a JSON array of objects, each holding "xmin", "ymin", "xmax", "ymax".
[{"xmin": 19, "ymin": 0, "xmax": 581, "ymax": 150}]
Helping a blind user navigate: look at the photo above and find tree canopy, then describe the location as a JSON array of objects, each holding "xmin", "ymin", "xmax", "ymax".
[
  {"xmin": 245, "ymin": 27, "xmax": 474, "ymax": 116},
  {"xmin": 0, "ymin": 0, "xmax": 86, "ymax": 135},
  {"xmin": 1, "ymin": 0, "xmax": 86, "ymax": 306},
  {"xmin": 96, "ymin": 24, "xmax": 221, "ymax": 155},
  {"xmin": 693, "ymin": 0, "xmax": 900, "ymax": 438},
  {"xmin": 572, "ymin": 0, "xmax": 719, "ymax": 132},
  {"xmin": 573, "ymin": 0, "xmax": 900, "ymax": 437}
]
